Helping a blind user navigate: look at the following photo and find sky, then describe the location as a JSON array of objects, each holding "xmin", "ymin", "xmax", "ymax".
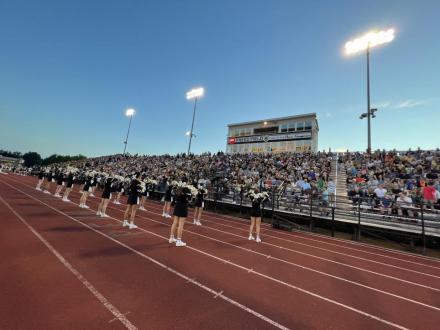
[{"xmin": 0, "ymin": 0, "xmax": 439, "ymax": 157}]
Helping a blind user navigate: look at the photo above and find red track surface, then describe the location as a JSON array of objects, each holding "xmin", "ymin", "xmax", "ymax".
[{"xmin": 1, "ymin": 174, "xmax": 440, "ymax": 330}]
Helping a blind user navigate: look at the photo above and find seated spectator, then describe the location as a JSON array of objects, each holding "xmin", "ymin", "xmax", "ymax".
[{"xmin": 396, "ymin": 191, "xmax": 414, "ymax": 218}]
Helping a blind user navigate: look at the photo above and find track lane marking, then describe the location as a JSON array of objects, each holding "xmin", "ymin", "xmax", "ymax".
[
  {"xmin": 0, "ymin": 179, "xmax": 412, "ymax": 330},
  {"xmin": 0, "ymin": 179, "xmax": 290, "ymax": 330},
  {"xmin": 0, "ymin": 195, "xmax": 137, "ymax": 330}
]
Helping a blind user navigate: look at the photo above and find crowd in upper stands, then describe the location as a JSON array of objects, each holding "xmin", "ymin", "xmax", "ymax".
[{"xmin": 343, "ymin": 149, "xmax": 440, "ymax": 214}]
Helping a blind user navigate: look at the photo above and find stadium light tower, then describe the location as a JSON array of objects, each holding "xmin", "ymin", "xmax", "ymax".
[
  {"xmin": 123, "ymin": 108, "xmax": 136, "ymax": 155},
  {"xmin": 186, "ymin": 87, "xmax": 204, "ymax": 155},
  {"xmin": 345, "ymin": 28, "xmax": 395, "ymax": 153}
]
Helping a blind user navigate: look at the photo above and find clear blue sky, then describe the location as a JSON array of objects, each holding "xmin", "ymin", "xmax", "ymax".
[{"xmin": 1, "ymin": 0, "xmax": 439, "ymax": 157}]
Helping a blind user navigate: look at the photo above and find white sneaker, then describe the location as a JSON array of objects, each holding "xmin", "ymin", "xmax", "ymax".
[
  {"xmin": 123, "ymin": 220, "xmax": 129, "ymax": 227},
  {"xmin": 166, "ymin": 214, "xmax": 171, "ymax": 218},
  {"xmin": 83, "ymin": 205, "xmax": 90, "ymax": 209},
  {"xmin": 36, "ymin": 187, "xmax": 41, "ymax": 191},
  {"xmin": 248, "ymin": 235, "xmax": 255, "ymax": 241},
  {"xmin": 115, "ymin": 201, "xmax": 121, "ymax": 205},
  {"xmin": 101, "ymin": 213, "xmax": 109, "ymax": 218},
  {"xmin": 176, "ymin": 239, "xmax": 186, "ymax": 247},
  {"xmin": 79, "ymin": 204, "xmax": 83, "ymax": 208},
  {"xmin": 44, "ymin": 190, "xmax": 50, "ymax": 194},
  {"xmin": 54, "ymin": 194, "xmax": 61, "ymax": 198},
  {"xmin": 96, "ymin": 211, "xmax": 101, "ymax": 216},
  {"xmin": 128, "ymin": 223, "xmax": 138, "ymax": 229},
  {"xmin": 139, "ymin": 206, "xmax": 146, "ymax": 211},
  {"xmin": 256, "ymin": 236, "xmax": 262, "ymax": 243},
  {"xmin": 196, "ymin": 220, "xmax": 202, "ymax": 226},
  {"xmin": 162, "ymin": 212, "xmax": 166, "ymax": 217},
  {"xmin": 193, "ymin": 219, "xmax": 197, "ymax": 225},
  {"xmin": 169, "ymin": 236, "xmax": 176, "ymax": 243}
]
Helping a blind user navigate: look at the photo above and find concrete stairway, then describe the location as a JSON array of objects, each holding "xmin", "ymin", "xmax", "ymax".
[{"xmin": 329, "ymin": 156, "xmax": 351, "ymax": 207}]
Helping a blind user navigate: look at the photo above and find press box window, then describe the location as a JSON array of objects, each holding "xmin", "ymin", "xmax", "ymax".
[
  {"xmin": 296, "ymin": 122, "xmax": 304, "ymax": 131},
  {"xmin": 287, "ymin": 122, "xmax": 296, "ymax": 132},
  {"xmin": 280, "ymin": 124, "xmax": 288, "ymax": 133},
  {"xmin": 304, "ymin": 121, "xmax": 312, "ymax": 130}
]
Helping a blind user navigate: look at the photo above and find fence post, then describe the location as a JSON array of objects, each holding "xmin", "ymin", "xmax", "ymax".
[
  {"xmin": 421, "ymin": 202, "xmax": 426, "ymax": 255},
  {"xmin": 272, "ymin": 189, "xmax": 276, "ymax": 222},
  {"xmin": 309, "ymin": 195, "xmax": 314, "ymax": 231},
  {"xmin": 331, "ymin": 206, "xmax": 335, "ymax": 237},
  {"xmin": 357, "ymin": 199, "xmax": 361, "ymax": 241},
  {"xmin": 239, "ymin": 191, "xmax": 243, "ymax": 216}
]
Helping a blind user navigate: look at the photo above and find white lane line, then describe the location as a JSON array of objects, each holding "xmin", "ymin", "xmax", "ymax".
[
  {"xmin": 0, "ymin": 195, "xmax": 137, "ymax": 330},
  {"xmin": 126, "ymin": 203, "xmax": 440, "ymax": 293},
  {"xmin": 178, "ymin": 199, "xmax": 440, "ymax": 264},
  {"xmin": 13, "ymin": 176, "xmax": 440, "ymax": 294},
  {"xmin": 2, "ymin": 179, "xmax": 411, "ymax": 330},
  {"xmin": 181, "ymin": 213, "xmax": 440, "ymax": 279},
  {"xmin": 0, "ymin": 180, "xmax": 290, "ymax": 330},
  {"xmin": 214, "ymin": 291, "xmax": 224, "ymax": 299},
  {"xmin": 110, "ymin": 312, "xmax": 131, "ymax": 323}
]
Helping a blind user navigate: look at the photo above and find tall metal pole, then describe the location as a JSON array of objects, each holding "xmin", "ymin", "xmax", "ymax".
[
  {"xmin": 187, "ymin": 97, "xmax": 198, "ymax": 155},
  {"xmin": 123, "ymin": 115, "xmax": 133, "ymax": 155},
  {"xmin": 366, "ymin": 45, "xmax": 371, "ymax": 154}
]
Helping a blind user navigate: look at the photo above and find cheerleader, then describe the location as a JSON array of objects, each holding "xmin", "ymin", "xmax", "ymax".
[
  {"xmin": 97, "ymin": 175, "xmax": 115, "ymax": 217},
  {"xmin": 90, "ymin": 174, "xmax": 99, "ymax": 197},
  {"xmin": 138, "ymin": 177, "xmax": 149, "ymax": 211},
  {"xmin": 123, "ymin": 174, "xmax": 143, "ymax": 229},
  {"xmin": 79, "ymin": 174, "xmax": 93, "ymax": 208},
  {"xmin": 35, "ymin": 169, "xmax": 45, "ymax": 190},
  {"xmin": 169, "ymin": 179, "xmax": 192, "ymax": 247},
  {"xmin": 247, "ymin": 188, "xmax": 270, "ymax": 243},
  {"xmin": 113, "ymin": 178, "xmax": 124, "ymax": 205},
  {"xmin": 193, "ymin": 186, "xmax": 207, "ymax": 226},
  {"xmin": 54, "ymin": 170, "xmax": 65, "ymax": 197},
  {"xmin": 162, "ymin": 180, "xmax": 173, "ymax": 218},
  {"xmin": 43, "ymin": 169, "xmax": 53, "ymax": 194},
  {"xmin": 62, "ymin": 170, "xmax": 75, "ymax": 202}
]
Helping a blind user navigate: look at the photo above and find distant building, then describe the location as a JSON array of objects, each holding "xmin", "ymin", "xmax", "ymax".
[
  {"xmin": 226, "ymin": 113, "xmax": 318, "ymax": 154},
  {"xmin": 0, "ymin": 155, "xmax": 23, "ymax": 165}
]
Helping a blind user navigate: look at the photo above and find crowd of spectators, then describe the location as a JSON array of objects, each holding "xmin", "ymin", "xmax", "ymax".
[{"xmin": 343, "ymin": 150, "xmax": 440, "ymax": 216}]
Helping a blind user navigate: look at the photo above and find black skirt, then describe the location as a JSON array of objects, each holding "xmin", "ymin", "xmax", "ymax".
[
  {"xmin": 127, "ymin": 194, "xmax": 139, "ymax": 205},
  {"xmin": 164, "ymin": 191, "xmax": 172, "ymax": 202},
  {"xmin": 173, "ymin": 202, "xmax": 188, "ymax": 217},
  {"xmin": 66, "ymin": 181, "xmax": 73, "ymax": 188},
  {"xmin": 250, "ymin": 207, "xmax": 261, "ymax": 217},
  {"xmin": 195, "ymin": 198, "xmax": 203, "ymax": 208}
]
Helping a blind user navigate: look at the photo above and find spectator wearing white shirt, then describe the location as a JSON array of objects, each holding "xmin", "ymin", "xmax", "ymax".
[{"xmin": 396, "ymin": 191, "xmax": 414, "ymax": 217}]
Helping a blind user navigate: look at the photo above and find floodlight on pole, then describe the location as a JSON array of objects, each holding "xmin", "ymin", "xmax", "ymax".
[
  {"xmin": 123, "ymin": 108, "xmax": 136, "ymax": 154},
  {"xmin": 186, "ymin": 87, "xmax": 204, "ymax": 155},
  {"xmin": 344, "ymin": 28, "xmax": 395, "ymax": 153}
]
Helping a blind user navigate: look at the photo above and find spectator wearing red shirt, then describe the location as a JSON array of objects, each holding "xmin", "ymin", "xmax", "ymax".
[{"xmin": 423, "ymin": 182, "xmax": 436, "ymax": 208}]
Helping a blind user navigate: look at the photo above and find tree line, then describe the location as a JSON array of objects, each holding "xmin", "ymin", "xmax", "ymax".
[{"xmin": 0, "ymin": 149, "xmax": 86, "ymax": 167}]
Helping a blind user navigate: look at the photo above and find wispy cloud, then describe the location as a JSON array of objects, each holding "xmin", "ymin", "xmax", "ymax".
[{"xmin": 393, "ymin": 99, "xmax": 432, "ymax": 109}]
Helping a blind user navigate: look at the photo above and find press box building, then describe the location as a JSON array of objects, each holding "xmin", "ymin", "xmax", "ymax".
[{"xmin": 226, "ymin": 113, "xmax": 318, "ymax": 154}]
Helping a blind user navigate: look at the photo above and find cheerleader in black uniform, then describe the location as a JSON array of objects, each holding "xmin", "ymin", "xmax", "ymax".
[
  {"xmin": 162, "ymin": 180, "xmax": 173, "ymax": 218},
  {"xmin": 35, "ymin": 169, "xmax": 45, "ymax": 191},
  {"xmin": 90, "ymin": 174, "xmax": 99, "ymax": 197},
  {"xmin": 247, "ymin": 188, "xmax": 269, "ymax": 243},
  {"xmin": 97, "ymin": 176, "xmax": 115, "ymax": 217},
  {"xmin": 193, "ymin": 186, "xmax": 207, "ymax": 226},
  {"xmin": 113, "ymin": 178, "xmax": 124, "ymax": 205},
  {"xmin": 54, "ymin": 170, "xmax": 65, "ymax": 197},
  {"xmin": 169, "ymin": 179, "xmax": 192, "ymax": 247},
  {"xmin": 79, "ymin": 175, "xmax": 93, "ymax": 208},
  {"xmin": 123, "ymin": 174, "xmax": 143, "ymax": 229},
  {"xmin": 43, "ymin": 169, "xmax": 54, "ymax": 194},
  {"xmin": 139, "ymin": 178, "xmax": 149, "ymax": 211},
  {"xmin": 62, "ymin": 171, "xmax": 75, "ymax": 202}
]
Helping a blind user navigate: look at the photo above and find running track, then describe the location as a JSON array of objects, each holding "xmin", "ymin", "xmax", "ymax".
[{"xmin": 1, "ymin": 174, "xmax": 440, "ymax": 329}]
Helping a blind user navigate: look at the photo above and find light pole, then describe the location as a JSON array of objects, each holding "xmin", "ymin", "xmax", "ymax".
[
  {"xmin": 345, "ymin": 28, "xmax": 395, "ymax": 153},
  {"xmin": 123, "ymin": 108, "xmax": 135, "ymax": 155},
  {"xmin": 186, "ymin": 87, "xmax": 204, "ymax": 155}
]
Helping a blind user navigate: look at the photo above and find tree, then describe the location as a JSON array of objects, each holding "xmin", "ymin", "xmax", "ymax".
[{"xmin": 22, "ymin": 152, "xmax": 42, "ymax": 167}]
